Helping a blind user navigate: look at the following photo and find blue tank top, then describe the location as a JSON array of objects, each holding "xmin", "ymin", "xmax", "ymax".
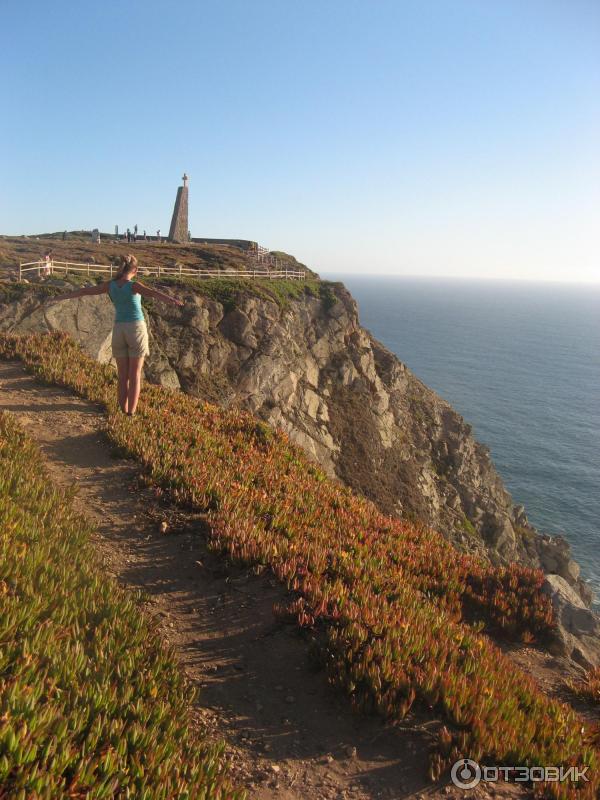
[{"xmin": 108, "ymin": 279, "xmax": 144, "ymax": 323}]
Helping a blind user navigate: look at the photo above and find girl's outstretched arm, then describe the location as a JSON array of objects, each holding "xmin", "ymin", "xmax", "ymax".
[
  {"xmin": 46, "ymin": 281, "xmax": 111, "ymax": 304},
  {"xmin": 133, "ymin": 282, "xmax": 184, "ymax": 307}
]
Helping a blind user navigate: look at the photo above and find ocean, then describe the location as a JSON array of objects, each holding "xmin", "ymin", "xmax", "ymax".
[{"xmin": 321, "ymin": 274, "xmax": 600, "ymax": 606}]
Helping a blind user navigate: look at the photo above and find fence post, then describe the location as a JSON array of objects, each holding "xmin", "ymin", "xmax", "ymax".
[
  {"xmin": 158, "ymin": 264, "xmax": 161, "ymax": 277},
  {"xmin": 19, "ymin": 263, "xmax": 22, "ymax": 281},
  {"xmin": 179, "ymin": 264, "xmax": 182, "ymax": 277}
]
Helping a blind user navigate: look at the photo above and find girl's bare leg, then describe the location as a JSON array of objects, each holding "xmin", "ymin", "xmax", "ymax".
[
  {"xmin": 127, "ymin": 356, "xmax": 145, "ymax": 415},
  {"xmin": 116, "ymin": 357, "xmax": 130, "ymax": 413}
]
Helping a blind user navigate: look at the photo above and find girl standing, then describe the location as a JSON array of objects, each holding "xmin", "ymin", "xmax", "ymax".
[{"xmin": 47, "ymin": 254, "xmax": 183, "ymax": 415}]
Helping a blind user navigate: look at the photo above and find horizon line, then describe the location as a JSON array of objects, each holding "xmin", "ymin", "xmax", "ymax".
[{"xmin": 318, "ymin": 271, "xmax": 600, "ymax": 287}]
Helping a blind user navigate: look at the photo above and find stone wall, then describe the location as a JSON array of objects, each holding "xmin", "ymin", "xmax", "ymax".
[{"xmin": 191, "ymin": 238, "xmax": 257, "ymax": 251}]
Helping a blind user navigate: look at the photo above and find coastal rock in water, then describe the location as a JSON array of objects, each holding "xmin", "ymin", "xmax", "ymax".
[{"xmin": 537, "ymin": 534, "xmax": 592, "ymax": 606}]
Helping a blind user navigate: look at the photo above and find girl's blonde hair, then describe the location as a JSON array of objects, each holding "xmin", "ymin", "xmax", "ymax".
[{"xmin": 114, "ymin": 254, "xmax": 138, "ymax": 280}]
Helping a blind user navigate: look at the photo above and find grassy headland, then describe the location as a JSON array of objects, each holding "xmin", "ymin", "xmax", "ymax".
[{"xmin": 0, "ymin": 233, "xmax": 317, "ymax": 281}]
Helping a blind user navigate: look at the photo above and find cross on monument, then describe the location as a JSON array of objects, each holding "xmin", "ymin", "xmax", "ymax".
[{"xmin": 182, "ymin": 173, "xmax": 188, "ymax": 187}]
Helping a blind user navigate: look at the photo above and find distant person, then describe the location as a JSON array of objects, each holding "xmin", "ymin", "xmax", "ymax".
[
  {"xmin": 134, "ymin": 224, "xmax": 138, "ymax": 236},
  {"xmin": 143, "ymin": 229, "xmax": 147, "ymax": 240},
  {"xmin": 127, "ymin": 228, "xmax": 131, "ymax": 243},
  {"xmin": 41, "ymin": 250, "xmax": 52, "ymax": 277},
  {"xmin": 46, "ymin": 254, "xmax": 183, "ymax": 415},
  {"xmin": 62, "ymin": 230, "xmax": 67, "ymax": 241},
  {"xmin": 156, "ymin": 229, "xmax": 161, "ymax": 243}
]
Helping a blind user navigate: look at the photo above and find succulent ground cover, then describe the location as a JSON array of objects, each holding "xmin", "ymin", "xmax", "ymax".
[
  {"xmin": 0, "ymin": 409, "xmax": 244, "ymax": 799},
  {"xmin": 567, "ymin": 668, "xmax": 600, "ymax": 707},
  {"xmin": 1, "ymin": 331, "xmax": 598, "ymax": 798}
]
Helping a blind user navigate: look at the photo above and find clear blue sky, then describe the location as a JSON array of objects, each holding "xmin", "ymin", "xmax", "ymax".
[{"xmin": 2, "ymin": 0, "xmax": 599, "ymax": 281}]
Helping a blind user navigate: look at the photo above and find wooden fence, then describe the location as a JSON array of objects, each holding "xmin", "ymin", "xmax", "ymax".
[{"xmin": 18, "ymin": 260, "xmax": 306, "ymax": 281}]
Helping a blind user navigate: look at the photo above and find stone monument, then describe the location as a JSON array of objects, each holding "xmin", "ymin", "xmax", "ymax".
[{"xmin": 168, "ymin": 173, "xmax": 189, "ymax": 243}]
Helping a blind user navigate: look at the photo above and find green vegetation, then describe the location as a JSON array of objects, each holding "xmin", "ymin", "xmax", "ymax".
[
  {"xmin": 1, "ymin": 331, "xmax": 597, "ymax": 798},
  {"xmin": 141, "ymin": 275, "xmax": 331, "ymax": 312},
  {"xmin": 154, "ymin": 274, "xmax": 340, "ymax": 315},
  {"xmin": 0, "ymin": 410, "xmax": 243, "ymax": 799},
  {"xmin": 0, "ymin": 282, "xmax": 31, "ymax": 304},
  {"xmin": 459, "ymin": 514, "xmax": 478, "ymax": 539},
  {"xmin": 2, "ymin": 274, "xmax": 339, "ymax": 315},
  {"xmin": 305, "ymin": 281, "xmax": 338, "ymax": 311}
]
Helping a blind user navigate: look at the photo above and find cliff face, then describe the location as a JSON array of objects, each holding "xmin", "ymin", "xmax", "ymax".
[{"xmin": 0, "ymin": 278, "xmax": 590, "ymax": 607}]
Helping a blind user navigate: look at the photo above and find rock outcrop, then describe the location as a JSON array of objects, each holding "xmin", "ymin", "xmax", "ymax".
[
  {"xmin": 542, "ymin": 575, "xmax": 600, "ymax": 670},
  {"xmin": 0, "ymin": 277, "xmax": 595, "ymax": 636}
]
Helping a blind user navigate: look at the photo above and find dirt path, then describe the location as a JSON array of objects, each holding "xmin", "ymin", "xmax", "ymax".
[{"xmin": 0, "ymin": 361, "xmax": 524, "ymax": 800}]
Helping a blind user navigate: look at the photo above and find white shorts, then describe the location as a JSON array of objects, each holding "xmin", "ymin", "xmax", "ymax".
[{"xmin": 111, "ymin": 321, "xmax": 150, "ymax": 358}]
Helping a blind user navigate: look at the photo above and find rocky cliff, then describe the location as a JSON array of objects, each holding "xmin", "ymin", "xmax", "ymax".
[{"xmin": 0, "ymin": 276, "xmax": 595, "ymax": 641}]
